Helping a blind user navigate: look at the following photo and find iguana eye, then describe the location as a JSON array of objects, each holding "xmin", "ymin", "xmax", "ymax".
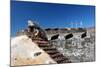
[{"xmin": 34, "ymin": 52, "xmax": 42, "ymax": 56}]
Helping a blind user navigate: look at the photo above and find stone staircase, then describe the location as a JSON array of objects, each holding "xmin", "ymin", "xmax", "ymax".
[{"xmin": 34, "ymin": 40, "xmax": 71, "ymax": 64}]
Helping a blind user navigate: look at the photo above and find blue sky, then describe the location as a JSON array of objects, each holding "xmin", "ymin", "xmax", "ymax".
[{"xmin": 11, "ymin": 1, "xmax": 95, "ymax": 36}]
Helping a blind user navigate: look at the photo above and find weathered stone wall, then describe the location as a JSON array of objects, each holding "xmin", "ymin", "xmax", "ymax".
[{"xmin": 48, "ymin": 29, "xmax": 95, "ymax": 62}]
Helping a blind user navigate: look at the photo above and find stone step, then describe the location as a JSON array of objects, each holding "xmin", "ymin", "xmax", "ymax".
[
  {"xmin": 53, "ymin": 56, "xmax": 68, "ymax": 63},
  {"xmin": 50, "ymin": 52, "xmax": 63, "ymax": 58},
  {"xmin": 32, "ymin": 40, "xmax": 49, "ymax": 44},
  {"xmin": 42, "ymin": 47, "xmax": 57, "ymax": 51},
  {"xmin": 45, "ymin": 50, "xmax": 59, "ymax": 54},
  {"xmin": 35, "ymin": 41, "xmax": 71, "ymax": 63},
  {"xmin": 38, "ymin": 44, "xmax": 51, "ymax": 47},
  {"xmin": 40, "ymin": 46, "xmax": 56, "ymax": 50}
]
